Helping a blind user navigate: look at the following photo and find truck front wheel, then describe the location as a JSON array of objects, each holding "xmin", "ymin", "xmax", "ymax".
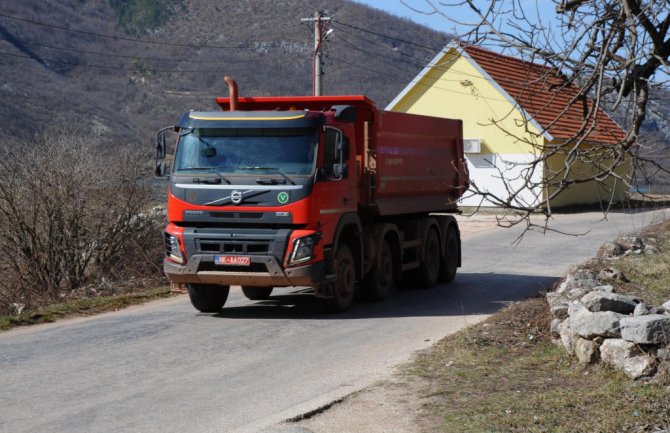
[
  {"xmin": 241, "ymin": 286, "xmax": 273, "ymax": 300},
  {"xmin": 187, "ymin": 284, "xmax": 230, "ymax": 312},
  {"xmin": 323, "ymin": 244, "xmax": 356, "ymax": 313}
]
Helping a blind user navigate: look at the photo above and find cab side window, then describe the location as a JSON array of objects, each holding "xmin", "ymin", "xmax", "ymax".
[{"xmin": 323, "ymin": 128, "xmax": 339, "ymax": 178}]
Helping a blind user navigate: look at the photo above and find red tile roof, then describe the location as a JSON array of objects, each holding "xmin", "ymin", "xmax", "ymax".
[{"xmin": 461, "ymin": 43, "xmax": 626, "ymax": 145}]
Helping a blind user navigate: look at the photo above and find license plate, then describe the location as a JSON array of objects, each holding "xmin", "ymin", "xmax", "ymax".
[{"xmin": 215, "ymin": 255, "xmax": 251, "ymax": 266}]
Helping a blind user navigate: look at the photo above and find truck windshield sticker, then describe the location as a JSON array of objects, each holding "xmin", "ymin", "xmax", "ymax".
[{"xmin": 277, "ymin": 192, "xmax": 289, "ymax": 204}]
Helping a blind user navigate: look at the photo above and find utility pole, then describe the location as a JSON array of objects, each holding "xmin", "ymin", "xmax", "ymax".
[{"xmin": 301, "ymin": 11, "xmax": 332, "ymax": 96}]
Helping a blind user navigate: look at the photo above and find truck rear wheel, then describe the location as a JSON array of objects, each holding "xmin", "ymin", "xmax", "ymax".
[
  {"xmin": 241, "ymin": 286, "xmax": 273, "ymax": 300},
  {"xmin": 187, "ymin": 284, "xmax": 230, "ymax": 313},
  {"xmin": 439, "ymin": 225, "xmax": 459, "ymax": 283},
  {"xmin": 363, "ymin": 240, "xmax": 396, "ymax": 301},
  {"xmin": 323, "ymin": 244, "xmax": 356, "ymax": 313},
  {"xmin": 417, "ymin": 228, "xmax": 440, "ymax": 288}
]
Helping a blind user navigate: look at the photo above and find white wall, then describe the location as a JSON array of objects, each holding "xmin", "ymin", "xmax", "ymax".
[{"xmin": 459, "ymin": 153, "xmax": 544, "ymax": 208}]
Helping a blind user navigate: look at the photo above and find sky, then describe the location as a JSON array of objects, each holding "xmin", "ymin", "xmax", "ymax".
[{"xmin": 350, "ymin": 0, "xmax": 481, "ymax": 34}]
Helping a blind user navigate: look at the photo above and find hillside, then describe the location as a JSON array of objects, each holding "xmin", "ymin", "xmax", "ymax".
[
  {"xmin": 0, "ymin": 0, "xmax": 449, "ymax": 146},
  {"xmin": 1, "ymin": 0, "xmax": 669, "ymax": 192}
]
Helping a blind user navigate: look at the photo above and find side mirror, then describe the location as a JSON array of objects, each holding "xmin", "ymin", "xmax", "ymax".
[
  {"xmin": 155, "ymin": 161, "xmax": 167, "ymax": 177},
  {"xmin": 154, "ymin": 126, "xmax": 174, "ymax": 178},
  {"xmin": 156, "ymin": 131, "xmax": 166, "ymax": 159}
]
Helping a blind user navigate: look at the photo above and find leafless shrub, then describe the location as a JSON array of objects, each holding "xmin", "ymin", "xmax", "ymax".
[{"xmin": 0, "ymin": 127, "xmax": 153, "ymax": 314}]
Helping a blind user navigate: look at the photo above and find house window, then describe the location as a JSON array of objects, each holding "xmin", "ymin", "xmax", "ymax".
[{"xmin": 468, "ymin": 153, "xmax": 497, "ymax": 168}]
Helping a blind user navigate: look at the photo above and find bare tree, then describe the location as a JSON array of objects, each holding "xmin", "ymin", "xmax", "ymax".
[
  {"xmin": 404, "ymin": 0, "xmax": 670, "ymax": 227},
  {"xmin": 0, "ymin": 127, "xmax": 152, "ymax": 314}
]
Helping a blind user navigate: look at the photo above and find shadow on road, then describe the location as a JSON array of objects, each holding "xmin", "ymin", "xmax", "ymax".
[{"xmin": 212, "ymin": 272, "xmax": 558, "ymax": 321}]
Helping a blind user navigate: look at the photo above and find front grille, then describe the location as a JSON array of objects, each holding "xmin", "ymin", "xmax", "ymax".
[
  {"xmin": 196, "ymin": 239, "xmax": 271, "ymax": 255},
  {"xmin": 198, "ymin": 262, "xmax": 269, "ymax": 273}
]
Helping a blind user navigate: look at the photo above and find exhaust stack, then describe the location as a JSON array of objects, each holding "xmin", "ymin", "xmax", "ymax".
[{"xmin": 224, "ymin": 76, "xmax": 238, "ymax": 111}]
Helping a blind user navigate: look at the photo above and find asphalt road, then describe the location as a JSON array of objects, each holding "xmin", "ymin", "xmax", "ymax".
[{"xmin": 1, "ymin": 209, "xmax": 667, "ymax": 433}]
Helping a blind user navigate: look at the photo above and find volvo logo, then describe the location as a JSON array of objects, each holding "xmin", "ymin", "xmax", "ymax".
[{"xmin": 230, "ymin": 190, "xmax": 243, "ymax": 205}]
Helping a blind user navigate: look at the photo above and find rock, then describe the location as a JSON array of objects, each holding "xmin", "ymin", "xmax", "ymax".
[
  {"xmin": 572, "ymin": 310, "xmax": 625, "ymax": 339},
  {"xmin": 644, "ymin": 245, "xmax": 657, "ymax": 255},
  {"xmin": 634, "ymin": 303, "xmax": 651, "ymax": 316},
  {"xmin": 615, "ymin": 236, "xmax": 643, "ymax": 251},
  {"xmin": 655, "ymin": 348, "xmax": 670, "ymax": 362},
  {"xmin": 568, "ymin": 301, "xmax": 589, "ymax": 317},
  {"xmin": 550, "ymin": 318, "xmax": 563, "ymax": 336},
  {"xmin": 558, "ymin": 270, "xmax": 600, "ymax": 294},
  {"xmin": 620, "ymin": 315, "xmax": 670, "ymax": 345},
  {"xmin": 581, "ymin": 291, "xmax": 638, "ymax": 314},
  {"xmin": 575, "ymin": 337, "xmax": 600, "ymax": 364},
  {"xmin": 598, "ymin": 267, "xmax": 626, "ymax": 282},
  {"xmin": 663, "ymin": 300, "xmax": 670, "ymax": 313},
  {"xmin": 598, "ymin": 242, "xmax": 625, "ymax": 258},
  {"xmin": 623, "ymin": 355, "xmax": 657, "ymax": 379},
  {"xmin": 551, "ymin": 303, "xmax": 569, "ymax": 320},
  {"xmin": 592, "ymin": 284, "xmax": 614, "ymax": 293},
  {"xmin": 600, "ymin": 338, "xmax": 641, "ymax": 370},
  {"xmin": 559, "ymin": 317, "xmax": 577, "ymax": 355}
]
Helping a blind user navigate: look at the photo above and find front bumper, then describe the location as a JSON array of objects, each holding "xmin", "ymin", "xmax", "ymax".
[{"xmin": 164, "ymin": 254, "xmax": 328, "ymax": 288}]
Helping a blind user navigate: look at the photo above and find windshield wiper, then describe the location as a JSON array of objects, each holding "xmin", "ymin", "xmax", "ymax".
[
  {"xmin": 237, "ymin": 166, "xmax": 296, "ymax": 185},
  {"xmin": 178, "ymin": 167, "xmax": 231, "ymax": 184}
]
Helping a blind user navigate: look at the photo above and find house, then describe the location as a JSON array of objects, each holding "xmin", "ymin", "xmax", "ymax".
[{"xmin": 386, "ymin": 42, "xmax": 629, "ymax": 209}]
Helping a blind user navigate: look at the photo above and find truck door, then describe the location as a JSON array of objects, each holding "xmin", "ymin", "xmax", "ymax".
[{"xmin": 315, "ymin": 127, "xmax": 356, "ymax": 236}]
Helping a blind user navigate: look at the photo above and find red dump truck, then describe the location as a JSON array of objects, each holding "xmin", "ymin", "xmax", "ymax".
[{"xmin": 156, "ymin": 78, "xmax": 468, "ymax": 312}]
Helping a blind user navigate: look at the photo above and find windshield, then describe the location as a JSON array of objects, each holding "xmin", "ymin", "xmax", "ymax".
[{"xmin": 174, "ymin": 127, "xmax": 318, "ymax": 176}]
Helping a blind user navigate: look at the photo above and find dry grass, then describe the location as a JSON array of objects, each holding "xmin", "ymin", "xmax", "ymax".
[
  {"xmin": 405, "ymin": 298, "xmax": 670, "ymax": 432},
  {"xmin": 0, "ymin": 286, "xmax": 173, "ymax": 331}
]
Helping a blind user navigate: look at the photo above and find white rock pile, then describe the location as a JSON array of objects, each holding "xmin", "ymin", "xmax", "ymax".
[{"xmin": 548, "ymin": 236, "xmax": 670, "ymax": 380}]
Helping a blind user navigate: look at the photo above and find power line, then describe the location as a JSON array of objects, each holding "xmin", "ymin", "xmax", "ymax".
[
  {"xmin": 324, "ymin": 53, "xmax": 509, "ymax": 103},
  {"xmin": 332, "ymin": 19, "xmax": 444, "ymax": 52},
  {"xmin": 0, "ymin": 10, "xmax": 248, "ymax": 50}
]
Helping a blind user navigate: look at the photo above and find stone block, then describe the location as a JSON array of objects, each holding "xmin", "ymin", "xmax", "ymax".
[
  {"xmin": 634, "ymin": 303, "xmax": 650, "ymax": 317},
  {"xmin": 623, "ymin": 355, "xmax": 657, "ymax": 379},
  {"xmin": 559, "ymin": 317, "xmax": 577, "ymax": 355},
  {"xmin": 572, "ymin": 310, "xmax": 625, "ymax": 339},
  {"xmin": 581, "ymin": 291, "xmax": 638, "ymax": 314},
  {"xmin": 575, "ymin": 337, "xmax": 600, "ymax": 364},
  {"xmin": 620, "ymin": 315, "xmax": 670, "ymax": 345},
  {"xmin": 550, "ymin": 318, "xmax": 563, "ymax": 337},
  {"xmin": 600, "ymin": 338, "xmax": 641, "ymax": 370}
]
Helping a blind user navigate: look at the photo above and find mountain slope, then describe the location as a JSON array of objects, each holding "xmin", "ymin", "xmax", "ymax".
[{"xmin": 0, "ymin": 0, "xmax": 449, "ymax": 145}]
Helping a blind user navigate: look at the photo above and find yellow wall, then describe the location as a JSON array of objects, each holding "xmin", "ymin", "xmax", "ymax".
[
  {"xmin": 544, "ymin": 145, "xmax": 631, "ymax": 208},
  {"xmin": 389, "ymin": 49, "xmax": 545, "ymax": 156}
]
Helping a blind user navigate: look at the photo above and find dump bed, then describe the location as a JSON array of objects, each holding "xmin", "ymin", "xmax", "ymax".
[{"xmin": 366, "ymin": 110, "xmax": 468, "ymax": 216}]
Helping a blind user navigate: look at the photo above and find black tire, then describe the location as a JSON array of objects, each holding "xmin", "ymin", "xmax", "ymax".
[
  {"xmin": 417, "ymin": 228, "xmax": 441, "ymax": 289},
  {"xmin": 363, "ymin": 240, "xmax": 396, "ymax": 301},
  {"xmin": 323, "ymin": 244, "xmax": 356, "ymax": 313},
  {"xmin": 241, "ymin": 286, "xmax": 273, "ymax": 300},
  {"xmin": 439, "ymin": 225, "xmax": 459, "ymax": 283},
  {"xmin": 187, "ymin": 284, "xmax": 230, "ymax": 312}
]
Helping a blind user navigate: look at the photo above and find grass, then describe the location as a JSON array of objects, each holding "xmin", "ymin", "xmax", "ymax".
[
  {"xmin": 404, "ymin": 298, "xmax": 670, "ymax": 432},
  {"xmin": 0, "ymin": 286, "xmax": 173, "ymax": 331},
  {"xmin": 402, "ymin": 219, "xmax": 670, "ymax": 433}
]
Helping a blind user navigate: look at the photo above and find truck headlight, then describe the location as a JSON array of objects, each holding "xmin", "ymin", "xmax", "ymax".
[
  {"xmin": 164, "ymin": 232, "xmax": 184, "ymax": 264},
  {"xmin": 289, "ymin": 236, "xmax": 314, "ymax": 265}
]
